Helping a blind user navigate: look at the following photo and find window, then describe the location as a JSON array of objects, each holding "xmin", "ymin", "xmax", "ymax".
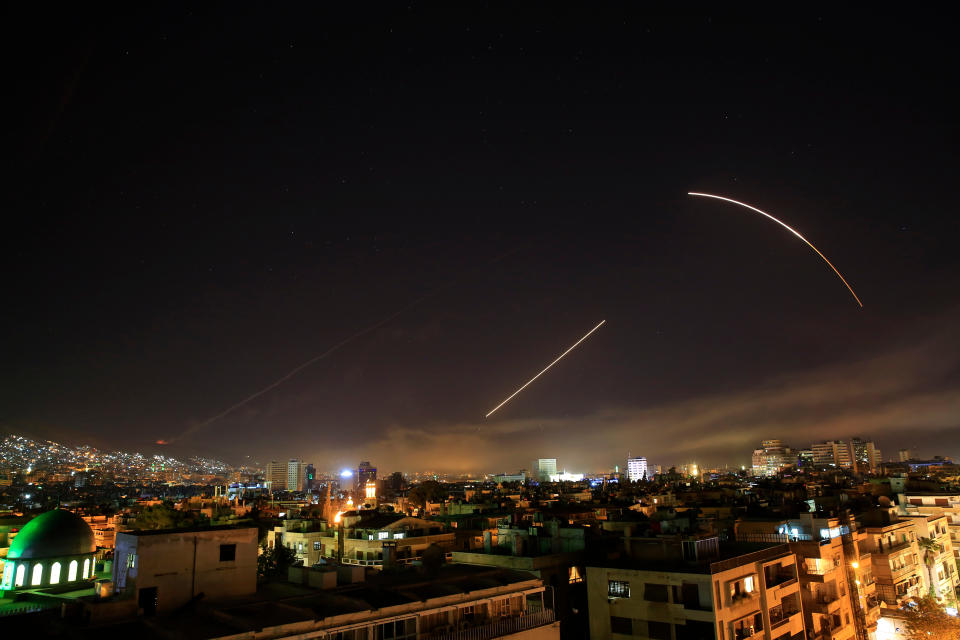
[
  {"xmin": 378, "ymin": 531, "xmax": 390, "ymax": 540},
  {"xmin": 15, "ymin": 564, "xmax": 25, "ymax": 587},
  {"xmin": 2, "ymin": 563, "xmax": 13, "ymax": 589},
  {"xmin": 374, "ymin": 618, "xmax": 416, "ymax": 639},
  {"xmin": 610, "ymin": 616, "xmax": 632, "ymax": 634},
  {"xmin": 82, "ymin": 558, "xmax": 90, "ymax": 579},
  {"xmin": 220, "ymin": 543, "xmax": 237, "ymax": 562},
  {"xmin": 649, "ymin": 621, "xmax": 671, "ymax": 640},
  {"xmin": 50, "ymin": 562, "xmax": 61, "ymax": 584},
  {"xmin": 68, "ymin": 560, "xmax": 78, "ymax": 582},
  {"xmin": 569, "ymin": 566, "xmax": 583, "ymax": 584},
  {"xmin": 393, "ymin": 532, "xmax": 404, "ymax": 539},
  {"xmin": 644, "ymin": 583, "xmax": 669, "ymax": 602},
  {"xmin": 314, "ymin": 541, "xmax": 322, "ymax": 551},
  {"xmin": 744, "ymin": 576, "xmax": 755, "ymax": 593},
  {"xmin": 608, "ymin": 580, "xmax": 631, "ymax": 598},
  {"xmin": 32, "ymin": 563, "xmax": 43, "ymax": 585},
  {"xmin": 297, "ymin": 542, "xmax": 303, "ymax": 553}
]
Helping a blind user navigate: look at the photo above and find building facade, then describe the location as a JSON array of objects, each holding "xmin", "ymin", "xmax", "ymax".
[
  {"xmin": 627, "ymin": 457, "xmax": 649, "ymax": 482},
  {"xmin": 112, "ymin": 526, "xmax": 258, "ymax": 615},
  {"xmin": 587, "ymin": 543, "xmax": 804, "ymax": 640}
]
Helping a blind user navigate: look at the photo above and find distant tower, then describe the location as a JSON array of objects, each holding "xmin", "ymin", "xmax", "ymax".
[
  {"xmin": 627, "ymin": 457, "xmax": 648, "ymax": 482},
  {"xmin": 357, "ymin": 461, "xmax": 377, "ymax": 493},
  {"xmin": 364, "ymin": 479, "xmax": 377, "ymax": 508}
]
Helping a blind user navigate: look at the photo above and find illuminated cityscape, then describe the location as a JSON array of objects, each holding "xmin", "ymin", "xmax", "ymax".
[{"xmin": 4, "ymin": 4, "xmax": 959, "ymax": 640}]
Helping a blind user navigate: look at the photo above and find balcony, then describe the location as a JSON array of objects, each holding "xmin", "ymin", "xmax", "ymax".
[
  {"xmin": 890, "ymin": 563, "xmax": 919, "ymax": 581},
  {"xmin": 765, "ymin": 571, "xmax": 799, "ymax": 589},
  {"xmin": 873, "ymin": 540, "xmax": 913, "ymax": 556},
  {"xmin": 807, "ymin": 593, "xmax": 841, "ymax": 613},
  {"xmin": 733, "ymin": 625, "xmax": 763, "ymax": 640},
  {"xmin": 770, "ymin": 609, "xmax": 801, "ymax": 630},
  {"xmin": 425, "ymin": 609, "xmax": 556, "ymax": 640}
]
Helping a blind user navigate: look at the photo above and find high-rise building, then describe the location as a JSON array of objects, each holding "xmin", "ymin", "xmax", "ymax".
[
  {"xmin": 898, "ymin": 448, "xmax": 912, "ymax": 462},
  {"xmin": 357, "ymin": 461, "xmax": 377, "ymax": 493},
  {"xmin": 850, "ymin": 437, "xmax": 881, "ymax": 473},
  {"xmin": 811, "ymin": 440, "xmax": 854, "ymax": 468},
  {"xmin": 751, "ymin": 440, "xmax": 793, "ymax": 476},
  {"xmin": 626, "ymin": 457, "xmax": 648, "ymax": 482},
  {"xmin": 305, "ymin": 464, "xmax": 316, "ymax": 491},
  {"xmin": 532, "ymin": 458, "xmax": 557, "ymax": 482},
  {"xmin": 286, "ymin": 459, "xmax": 307, "ymax": 492},
  {"xmin": 265, "ymin": 461, "xmax": 287, "ymax": 491}
]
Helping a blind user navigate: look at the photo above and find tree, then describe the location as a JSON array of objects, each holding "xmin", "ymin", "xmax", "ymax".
[
  {"xmin": 257, "ymin": 542, "xmax": 297, "ymax": 582},
  {"xmin": 902, "ymin": 595, "xmax": 960, "ymax": 640},
  {"xmin": 134, "ymin": 501, "xmax": 205, "ymax": 530},
  {"xmin": 918, "ymin": 537, "xmax": 943, "ymax": 598},
  {"xmin": 407, "ymin": 481, "xmax": 447, "ymax": 509}
]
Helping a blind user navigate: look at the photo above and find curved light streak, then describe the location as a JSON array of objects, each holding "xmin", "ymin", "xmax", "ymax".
[
  {"xmin": 486, "ymin": 320, "xmax": 606, "ymax": 418},
  {"xmin": 688, "ymin": 192, "xmax": 862, "ymax": 307}
]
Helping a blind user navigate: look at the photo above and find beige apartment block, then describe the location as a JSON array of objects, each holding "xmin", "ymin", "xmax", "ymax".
[
  {"xmin": 587, "ymin": 543, "xmax": 804, "ymax": 640},
  {"xmin": 900, "ymin": 512, "xmax": 959, "ymax": 601},
  {"xmin": 857, "ymin": 518, "xmax": 924, "ymax": 606},
  {"xmin": 901, "ymin": 493, "xmax": 960, "ymax": 589}
]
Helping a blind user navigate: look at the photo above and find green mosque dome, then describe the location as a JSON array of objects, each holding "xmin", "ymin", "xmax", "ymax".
[{"xmin": 7, "ymin": 509, "xmax": 95, "ymax": 560}]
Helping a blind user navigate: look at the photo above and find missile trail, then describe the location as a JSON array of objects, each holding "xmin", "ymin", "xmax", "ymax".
[
  {"xmin": 486, "ymin": 320, "xmax": 606, "ymax": 418},
  {"xmin": 168, "ymin": 287, "xmax": 445, "ymax": 444},
  {"xmin": 687, "ymin": 192, "xmax": 863, "ymax": 308}
]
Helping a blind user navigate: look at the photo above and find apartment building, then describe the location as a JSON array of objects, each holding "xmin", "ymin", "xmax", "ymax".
[
  {"xmin": 857, "ymin": 515, "xmax": 924, "ymax": 605},
  {"xmin": 789, "ymin": 516, "xmax": 878, "ymax": 640},
  {"xmin": 901, "ymin": 493, "xmax": 960, "ymax": 572},
  {"xmin": 268, "ymin": 512, "xmax": 456, "ymax": 570},
  {"xmin": 587, "ymin": 539, "xmax": 804, "ymax": 640},
  {"xmin": 900, "ymin": 512, "xmax": 959, "ymax": 600},
  {"xmin": 737, "ymin": 512, "xmax": 880, "ymax": 640}
]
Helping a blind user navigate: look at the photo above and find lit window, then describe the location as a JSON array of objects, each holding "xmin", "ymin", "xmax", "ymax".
[
  {"xmin": 1, "ymin": 563, "xmax": 12, "ymax": 589},
  {"xmin": 608, "ymin": 579, "xmax": 631, "ymax": 598},
  {"xmin": 314, "ymin": 541, "xmax": 322, "ymax": 550},
  {"xmin": 378, "ymin": 531, "xmax": 390, "ymax": 540},
  {"xmin": 393, "ymin": 532, "xmax": 405, "ymax": 539},
  {"xmin": 32, "ymin": 563, "xmax": 43, "ymax": 585},
  {"xmin": 68, "ymin": 560, "xmax": 78, "ymax": 582},
  {"xmin": 15, "ymin": 564, "xmax": 25, "ymax": 587},
  {"xmin": 744, "ymin": 576, "xmax": 755, "ymax": 593},
  {"xmin": 569, "ymin": 566, "xmax": 583, "ymax": 583},
  {"xmin": 82, "ymin": 559, "xmax": 90, "ymax": 579},
  {"xmin": 50, "ymin": 562, "xmax": 61, "ymax": 585}
]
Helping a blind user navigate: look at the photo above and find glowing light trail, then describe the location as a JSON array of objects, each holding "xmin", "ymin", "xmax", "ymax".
[
  {"xmin": 485, "ymin": 320, "xmax": 606, "ymax": 418},
  {"xmin": 688, "ymin": 192, "xmax": 862, "ymax": 307}
]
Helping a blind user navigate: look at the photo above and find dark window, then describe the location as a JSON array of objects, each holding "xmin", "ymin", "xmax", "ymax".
[
  {"xmin": 644, "ymin": 583, "xmax": 669, "ymax": 602},
  {"xmin": 313, "ymin": 541, "xmax": 322, "ymax": 551},
  {"xmin": 609, "ymin": 580, "xmax": 631, "ymax": 598},
  {"xmin": 219, "ymin": 544, "xmax": 237, "ymax": 562},
  {"xmin": 649, "ymin": 621, "xmax": 671, "ymax": 640},
  {"xmin": 610, "ymin": 616, "xmax": 632, "ymax": 634},
  {"xmin": 677, "ymin": 620, "xmax": 714, "ymax": 640}
]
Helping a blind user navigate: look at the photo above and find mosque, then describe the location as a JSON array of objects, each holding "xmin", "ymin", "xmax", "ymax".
[{"xmin": 0, "ymin": 509, "xmax": 97, "ymax": 594}]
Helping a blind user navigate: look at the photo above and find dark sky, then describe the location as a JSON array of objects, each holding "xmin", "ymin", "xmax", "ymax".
[{"xmin": 5, "ymin": 6, "xmax": 959, "ymax": 473}]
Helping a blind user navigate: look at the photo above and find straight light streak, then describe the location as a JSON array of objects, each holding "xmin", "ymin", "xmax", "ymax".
[
  {"xmin": 485, "ymin": 320, "xmax": 606, "ymax": 418},
  {"xmin": 687, "ymin": 192, "xmax": 863, "ymax": 307}
]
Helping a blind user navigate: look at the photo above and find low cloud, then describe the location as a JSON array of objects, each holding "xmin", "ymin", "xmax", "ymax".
[{"xmin": 328, "ymin": 313, "xmax": 960, "ymax": 473}]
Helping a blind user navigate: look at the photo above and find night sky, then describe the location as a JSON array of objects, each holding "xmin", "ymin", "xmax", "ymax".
[{"xmin": 5, "ymin": 6, "xmax": 959, "ymax": 473}]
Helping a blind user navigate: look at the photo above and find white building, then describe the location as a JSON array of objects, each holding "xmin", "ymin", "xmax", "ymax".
[
  {"xmin": 627, "ymin": 457, "xmax": 648, "ymax": 482},
  {"xmin": 533, "ymin": 458, "xmax": 557, "ymax": 482}
]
